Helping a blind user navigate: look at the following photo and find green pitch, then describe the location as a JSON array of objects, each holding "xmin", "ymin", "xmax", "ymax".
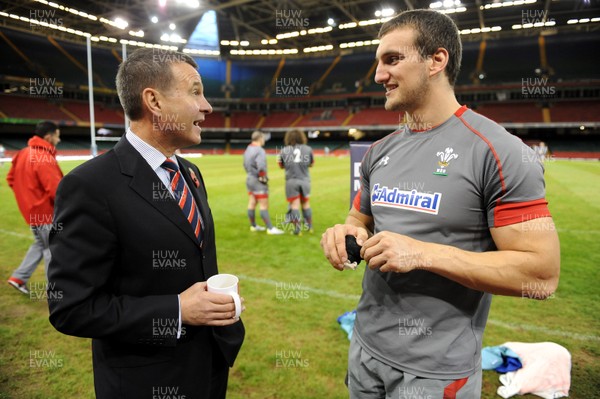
[{"xmin": 0, "ymin": 156, "xmax": 598, "ymax": 398}]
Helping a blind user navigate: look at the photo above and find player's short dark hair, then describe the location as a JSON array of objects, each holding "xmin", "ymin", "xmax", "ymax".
[
  {"xmin": 379, "ymin": 9, "xmax": 462, "ymax": 86},
  {"xmin": 284, "ymin": 129, "xmax": 307, "ymax": 146},
  {"xmin": 34, "ymin": 121, "xmax": 59, "ymax": 138},
  {"xmin": 116, "ymin": 48, "xmax": 198, "ymax": 121}
]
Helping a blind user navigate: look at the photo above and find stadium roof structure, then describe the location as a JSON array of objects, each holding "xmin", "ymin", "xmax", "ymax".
[{"xmin": 1, "ymin": 0, "xmax": 599, "ymax": 56}]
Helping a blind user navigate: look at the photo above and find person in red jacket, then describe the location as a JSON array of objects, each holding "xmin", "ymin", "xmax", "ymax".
[{"xmin": 7, "ymin": 121, "xmax": 63, "ymax": 294}]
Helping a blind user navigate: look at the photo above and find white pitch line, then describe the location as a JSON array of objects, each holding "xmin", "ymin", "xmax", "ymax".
[
  {"xmin": 0, "ymin": 229, "xmax": 32, "ymax": 239},
  {"xmin": 487, "ymin": 319, "xmax": 600, "ymax": 342},
  {"xmin": 238, "ymin": 274, "xmax": 361, "ymax": 301},
  {"xmin": 239, "ymin": 274, "xmax": 600, "ymax": 342}
]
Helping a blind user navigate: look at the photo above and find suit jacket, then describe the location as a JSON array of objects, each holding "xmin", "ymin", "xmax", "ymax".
[{"xmin": 48, "ymin": 137, "xmax": 244, "ymax": 398}]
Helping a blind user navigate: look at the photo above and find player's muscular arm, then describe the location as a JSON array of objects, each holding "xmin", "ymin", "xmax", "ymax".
[
  {"xmin": 321, "ymin": 208, "xmax": 374, "ymax": 271},
  {"xmin": 361, "ymin": 217, "xmax": 560, "ymax": 298}
]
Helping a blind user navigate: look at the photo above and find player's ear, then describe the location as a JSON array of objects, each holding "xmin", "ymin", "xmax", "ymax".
[{"xmin": 429, "ymin": 47, "xmax": 449, "ymax": 78}]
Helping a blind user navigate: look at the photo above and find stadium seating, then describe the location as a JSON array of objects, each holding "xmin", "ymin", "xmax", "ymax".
[
  {"xmin": 230, "ymin": 111, "xmax": 262, "ymax": 128},
  {"xmin": 474, "ymin": 102, "xmax": 544, "ymax": 123},
  {"xmin": 1, "ymin": 26, "xmax": 598, "ymax": 160},
  {"xmin": 203, "ymin": 111, "xmax": 226, "ymax": 128},
  {"xmin": 294, "ymin": 109, "xmax": 349, "ymax": 127},
  {"xmin": 4, "ymin": 91, "xmax": 598, "ymax": 129},
  {"xmin": 0, "ymin": 94, "xmax": 123, "ymax": 125},
  {"xmin": 62, "ymin": 101, "xmax": 123, "ymax": 124},
  {"xmin": 261, "ymin": 111, "xmax": 301, "ymax": 128},
  {"xmin": 549, "ymin": 101, "xmax": 600, "ymax": 122},
  {"xmin": 349, "ymin": 108, "xmax": 402, "ymax": 126},
  {"xmin": 0, "ymin": 94, "xmax": 68, "ymax": 121}
]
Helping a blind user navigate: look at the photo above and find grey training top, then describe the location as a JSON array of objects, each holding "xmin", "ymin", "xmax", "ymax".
[
  {"xmin": 278, "ymin": 144, "xmax": 314, "ymax": 181},
  {"xmin": 243, "ymin": 144, "xmax": 267, "ymax": 178},
  {"xmin": 353, "ymin": 106, "xmax": 550, "ymax": 379}
]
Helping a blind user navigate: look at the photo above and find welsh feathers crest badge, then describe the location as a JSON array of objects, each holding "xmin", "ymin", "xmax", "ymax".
[{"xmin": 434, "ymin": 147, "xmax": 458, "ymax": 176}]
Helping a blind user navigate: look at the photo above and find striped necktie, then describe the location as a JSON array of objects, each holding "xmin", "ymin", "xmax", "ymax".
[{"xmin": 160, "ymin": 159, "xmax": 202, "ymax": 244}]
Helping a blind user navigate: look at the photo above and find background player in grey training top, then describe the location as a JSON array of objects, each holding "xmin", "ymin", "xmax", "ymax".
[
  {"xmin": 320, "ymin": 9, "xmax": 560, "ymax": 399},
  {"xmin": 277, "ymin": 129, "xmax": 314, "ymax": 235},
  {"xmin": 243, "ymin": 131, "xmax": 284, "ymax": 235}
]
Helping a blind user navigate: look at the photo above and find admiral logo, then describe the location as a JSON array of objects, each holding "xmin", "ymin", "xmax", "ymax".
[{"xmin": 371, "ymin": 184, "xmax": 442, "ymax": 215}]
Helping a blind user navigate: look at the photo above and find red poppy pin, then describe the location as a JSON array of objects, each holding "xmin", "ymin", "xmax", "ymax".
[{"xmin": 189, "ymin": 168, "xmax": 200, "ymax": 187}]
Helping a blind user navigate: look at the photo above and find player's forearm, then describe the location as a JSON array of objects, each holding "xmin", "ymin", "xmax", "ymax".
[{"xmin": 423, "ymin": 242, "xmax": 559, "ymax": 298}]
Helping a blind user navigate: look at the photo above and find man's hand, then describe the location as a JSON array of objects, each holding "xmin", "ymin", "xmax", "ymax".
[
  {"xmin": 361, "ymin": 231, "xmax": 430, "ymax": 273},
  {"xmin": 180, "ymin": 282, "xmax": 245, "ymax": 326},
  {"xmin": 258, "ymin": 175, "xmax": 268, "ymax": 184},
  {"xmin": 321, "ymin": 224, "xmax": 369, "ymax": 271}
]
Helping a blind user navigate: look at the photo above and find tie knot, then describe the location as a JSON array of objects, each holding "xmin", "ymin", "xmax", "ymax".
[{"xmin": 161, "ymin": 159, "xmax": 179, "ymax": 173}]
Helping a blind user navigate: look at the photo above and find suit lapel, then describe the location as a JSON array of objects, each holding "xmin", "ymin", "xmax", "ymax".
[{"xmin": 114, "ymin": 138, "xmax": 200, "ymax": 247}]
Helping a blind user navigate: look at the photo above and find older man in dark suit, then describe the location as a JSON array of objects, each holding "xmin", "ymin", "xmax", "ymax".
[{"xmin": 48, "ymin": 48, "xmax": 244, "ymax": 399}]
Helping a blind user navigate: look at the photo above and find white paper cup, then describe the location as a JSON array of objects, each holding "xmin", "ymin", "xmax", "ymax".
[{"xmin": 207, "ymin": 274, "xmax": 242, "ymax": 320}]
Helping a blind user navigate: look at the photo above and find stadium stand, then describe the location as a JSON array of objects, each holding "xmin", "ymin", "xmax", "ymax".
[
  {"xmin": 316, "ymin": 53, "xmax": 375, "ymax": 95},
  {"xmin": 474, "ymin": 102, "xmax": 544, "ymax": 123},
  {"xmin": 273, "ymin": 56, "xmax": 335, "ymax": 97},
  {"xmin": 1, "ymin": 25, "xmax": 599, "ymax": 159},
  {"xmin": 349, "ymin": 108, "xmax": 403, "ymax": 126},
  {"xmin": 230, "ymin": 111, "xmax": 262, "ymax": 128},
  {"xmin": 196, "ymin": 58, "xmax": 227, "ymax": 99},
  {"xmin": 457, "ymin": 40, "xmax": 480, "ymax": 86},
  {"xmin": 1, "ymin": 29, "xmax": 114, "ymax": 89},
  {"xmin": 230, "ymin": 59, "xmax": 279, "ymax": 98},
  {"xmin": 0, "ymin": 94, "xmax": 123, "ymax": 125},
  {"xmin": 62, "ymin": 101, "xmax": 123, "ymax": 125},
  {"xmin": 0, "ymin": 94, "xmax": 69, "ymax": 121},
  {"xmin": 261, "ymin": 111, "xmax": 302, "ymax": 128},
  {"xmin": 483, "ymin": 36, "xmax": 540, "ymax": 84},
  {"xmin": 295, "ymin": 109, "xmax": 350, "ymax": 127},
  {"xmin": 203, "ymin": 111, "xmax": 226, "ymax": 128},
  {"xmin": 549, "ymin": 101, "xmax": 600, "ymax": 123},
  {"xmin": 545, "ymin": 31, "xmax": 600, "ymax": 81}
]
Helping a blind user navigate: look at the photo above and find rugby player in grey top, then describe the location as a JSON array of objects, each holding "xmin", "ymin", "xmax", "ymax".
[
  {"xmin": 320, "ymin": 9, "xmax": 560, "ymax": 399},
  {"xmin": 243, "ymin": 131, "xmax": 284, "ymax": 235},
  {"xmin": 277, "ymin": 129, "xmax": 314, "ymax": 235}
]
